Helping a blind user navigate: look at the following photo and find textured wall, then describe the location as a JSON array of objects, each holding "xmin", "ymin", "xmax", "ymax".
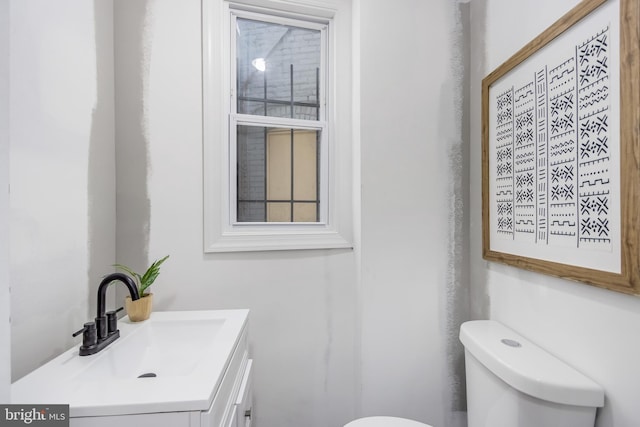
[
  {"xmin": 113, "ymin": 0, "xmax": 152, "ymax": 305},
  {"xmin": 357, "ymin": 0, "xmax": 468, "ymax": 426},
  {"xmin": 0, "ymin": 0, "xmax": 10, "ymax": 403},
  {"xmin": 9, "ymin": 0, "xmax": 115, "ymax": 381}
]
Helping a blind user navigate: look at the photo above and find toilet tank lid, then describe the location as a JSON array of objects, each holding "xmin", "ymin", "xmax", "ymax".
[{"xmin": 460, "ymin": 320, "xmax": 604, "ymax": 407}]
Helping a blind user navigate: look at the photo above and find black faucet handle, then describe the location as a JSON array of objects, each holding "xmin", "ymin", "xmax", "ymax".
[
  {"xmin": 73, "ymin": 322, "xmax": 97, "ymax": 349},
  {"xmin": 106, "ymin": 307, "xmax": 124, "ymax": 315},
  {"xmin": 73, "ymin": 322, "xmax": 95, "ymax": 337},
  {"xmin": 106, "ymin": 307, "xmax": 124, "ymax": 335}
]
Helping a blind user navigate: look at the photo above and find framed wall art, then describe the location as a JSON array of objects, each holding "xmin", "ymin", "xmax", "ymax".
[{"xmin": 482, "ymin": 0, "xmax": 640, "ymax": 294}]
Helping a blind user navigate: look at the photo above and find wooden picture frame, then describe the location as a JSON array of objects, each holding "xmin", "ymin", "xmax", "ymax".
[{"xmin": 482, "ymin": 0, "xmax": 640, "ymax": 294}]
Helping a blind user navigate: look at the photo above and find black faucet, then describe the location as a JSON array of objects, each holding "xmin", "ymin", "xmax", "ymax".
[{"xmin": 73, "ymin": 273, "xmax": 140, "ymax": 356}]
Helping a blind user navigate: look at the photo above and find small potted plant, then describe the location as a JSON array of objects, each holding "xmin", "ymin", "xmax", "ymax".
[{"xmin": 114, "ymin": 255, "xmax": 169, "ymax": 322}]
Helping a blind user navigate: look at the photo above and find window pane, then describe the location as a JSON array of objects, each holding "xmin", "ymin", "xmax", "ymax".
[
  {"xmin": 236, "ymin": 18, "xmax": 321, "ymax": 120},
  {"xmin": 238, "ymin": 201, "xmax": 265, "ymax": 222},
  {"xmin": 293, "ymin": 203, "xmax": 317, "ymax": 222},
  {"xmin": 236, "ymin": 125, "xmax": 320, "ymax": 223},
  {"xmin": 267, "ymin": 202, "xmax": 291, "ymax": 222},
  {"xmin": 292, "ymin": 132, "xmax": 317, "ymax": 201},
  {"xmin": 237, "ymin": 125, "xmax": 265, "ymax": 202},
  {"xmin": 266, "ymin": 131, "xmax": 291, "ymax": 201},
  {"xmin": 238, "ymin": 100, "xmax": 265, "ymax": 116}
]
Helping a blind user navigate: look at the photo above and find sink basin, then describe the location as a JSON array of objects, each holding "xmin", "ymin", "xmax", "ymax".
[
  {"xmin": 79, "ymin": 318, "xmax": 224, "ymax": 381},
  {"xmin": 11, "ymin": 310, "xmax": 249, "ymax": 417}
]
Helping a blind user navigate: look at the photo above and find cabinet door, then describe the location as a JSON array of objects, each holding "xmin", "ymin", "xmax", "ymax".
[
  {"xmin": 224, "ymin": 407, "xmax": 237, "ymax": 427},
  {"xmin": 201, "ymin": 328, "xmax": 248, "ymax": 427},
  {"xmin": 235, "ymin": 359, "xmax": 253, "ymax": 427}
]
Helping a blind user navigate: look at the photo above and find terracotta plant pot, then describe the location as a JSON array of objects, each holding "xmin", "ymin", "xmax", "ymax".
[{"xmin": 125, "ymin": 293, "xmax": 153, "ymax": 322}]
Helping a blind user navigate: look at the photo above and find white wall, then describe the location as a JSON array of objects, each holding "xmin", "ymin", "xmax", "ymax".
[
  {"xmin": 9, "ymin": 0, "xmax": 115, "ymax": 381},
  {"xmin": 0, "ymin": 0, "xmax": 10, "ymax": 403},
  {"xmin": 357, "ymin": 1, "xmax": 467, "ymax": 426},
  {"xmin": 469, "ymin": 1, "xmax": 640, "ymax": 426}
]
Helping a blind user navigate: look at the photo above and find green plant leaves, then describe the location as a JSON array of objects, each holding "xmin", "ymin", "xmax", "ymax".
[
  {"xmin": 112, "ymin": 263, "xmax": 142, "ymax": 287},
  {"xmin": 139, "ymin": 255, "xmax": 170, "ymax": 295},
  {"xmin": 114, "ymin": 255, "xmax": 170, "ymax": 296}
]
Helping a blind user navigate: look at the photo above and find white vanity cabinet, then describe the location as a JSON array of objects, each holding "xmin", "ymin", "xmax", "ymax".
[
  {"xmin": 68, "ymin": 322, "xmax": 253, "ymax": 427},
  {"xmin": 209, "ymin": 353, "xmax": 254, "ymax": 427},
  {"xmin": 69, "ymin": 326, "xmax": 253, "ymax": 427},
  {"xmin": 12, "ymin": 310, "xmax": 253, "ymax": 427},
  {"xmin": 201, "ymin": 327, "xmax": 253, "ymax": 427}
]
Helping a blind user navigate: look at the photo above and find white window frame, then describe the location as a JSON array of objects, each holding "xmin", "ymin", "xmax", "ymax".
[{"xmin": 203, "ymin": 0, "xmax": 353, "ymax": 252}]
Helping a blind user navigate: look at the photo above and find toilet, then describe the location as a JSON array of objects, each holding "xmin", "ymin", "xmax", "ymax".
[
  {"xmin": 460, "ymin": 320, "xmax": 605, "ymax": 427},
  {"xmin": 344, "ymin": 416, "xmax": 431, "ymax": 427},
  {"xmin": 345, "ymin": 319, "xmax": 604, "ymax": 427}
]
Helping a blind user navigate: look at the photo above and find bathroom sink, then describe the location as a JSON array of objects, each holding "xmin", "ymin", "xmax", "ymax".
[
  {"xmin": 79, "ymin": 318, "xmax": 224, "ymax": 381},
  {"xmin": 11, "ymin": 310, "xmax": 249, "ymax": 417}
]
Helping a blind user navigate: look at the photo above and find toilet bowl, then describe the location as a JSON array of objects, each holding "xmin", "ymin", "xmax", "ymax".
[{"xmin": 344, "ymin": 416, "xmax": 431, "ymax": 427}]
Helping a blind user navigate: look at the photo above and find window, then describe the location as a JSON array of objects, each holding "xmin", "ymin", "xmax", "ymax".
[
  {"xmin": 238, "ymin": 127, "xmax": 319, "ymax": 222},
  {"xmin": 232, "ymin": 13, "xmax": 325, "ymax": 223},
  {"xmin": 203, "ymin": 0, "xmax": 353, "ymax": 252}
]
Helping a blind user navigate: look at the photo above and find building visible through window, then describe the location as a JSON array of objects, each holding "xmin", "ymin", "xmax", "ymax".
[{"xmin": 234, "ymin": 16, "xmax": 324, "ymax": 223}]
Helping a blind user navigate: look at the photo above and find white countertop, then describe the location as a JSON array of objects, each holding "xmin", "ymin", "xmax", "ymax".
[{"xmin": 12, "ymin": 310, "xmax": 249, "ymax": 417}]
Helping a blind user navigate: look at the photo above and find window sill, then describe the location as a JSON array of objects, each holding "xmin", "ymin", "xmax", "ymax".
[{"xmin": 204, "ymin": 227, "xmax": 352, "ymax": 252}]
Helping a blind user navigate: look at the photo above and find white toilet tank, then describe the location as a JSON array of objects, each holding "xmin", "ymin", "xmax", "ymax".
[{"xmin": 460, "ymin": 320, "xmax": 604, "ymax": 427}]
